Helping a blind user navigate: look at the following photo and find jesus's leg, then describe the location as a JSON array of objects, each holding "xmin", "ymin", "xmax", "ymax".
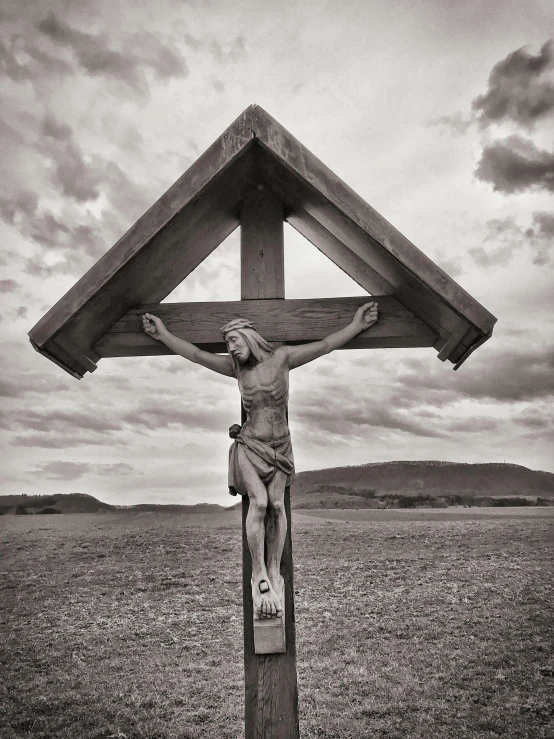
[
  {"xmin": 265, "ymin": 469, "xmax": 288, "ymax": 618},
  {"xmin": 238, "ymin": 446, "xmax": 282, "ymax": 619}
]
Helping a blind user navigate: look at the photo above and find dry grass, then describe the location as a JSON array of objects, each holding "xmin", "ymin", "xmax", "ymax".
[{"xmin": 1, "ymin": 508, "xmax": 553, "ymax": 738}]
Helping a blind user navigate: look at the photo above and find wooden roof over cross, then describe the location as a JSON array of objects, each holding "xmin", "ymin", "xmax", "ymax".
[{"xmin": 28, "ymin": 104, "xmax": 497, "ymax": 377}]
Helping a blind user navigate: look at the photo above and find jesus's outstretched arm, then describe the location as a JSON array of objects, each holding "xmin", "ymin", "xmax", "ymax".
[
  {"xmin": 287, "ymin": 301, "xmax": 378, "ymax": 370},
  {"xmin": 142, "ymin": 313, "xmax": 235, "ymax": 378}
]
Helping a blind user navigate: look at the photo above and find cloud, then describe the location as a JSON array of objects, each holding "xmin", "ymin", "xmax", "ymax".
[
  {"xmin": 445, "ymin": 417, "xmax": 497, "ymax": 433},
  {"xmin": 0, "ymin": 279, "xmax": 20, "ymax": 293},
  {"xmin": 209, "ymin": 36, "xmax": 247, "ymax": 63},
  {"xmin": 469, "ymin": 213, "xmax": 554, "ymax": 267},
  {"xmin": 294, "ymin": 389, "xmax": 444, "ymax": 440},
  {"xmin": 0, "ymin": 190, "xmax": 39, "ymax": 225},
  {"xmin": 0, "ymin": 37, "xmax": 33, "ymax": 83},
  {"xmin": 36, "ymin": 12, "xmax": 188, "ymax": 99},
  {"xmin": 31, "ymin": 460, "xmax": 91, "ymax": 480},
  {"xmin": 41, "ymin": 115, "xmax": 104, "ymax": 202},
  {"xmin": 12, "ymin": 433, "xmax": 126, "ymax": 449},
  {"xmin": 0, "ymin": 371, "xmax": 71, "ymax": 398},
  {"xmin": 120, "ymin": 400, "xmax": 228, "ymax": 434},
  {"xmin": 397, "ymin": 346, "xmax": 554, "ymax": 404},
  {"xmin": 0, "ymin": 112, "xmax": 154, "ymax": 277},
  {"xmin": 524, "ymin": 211, "xmax": 554, "ymax": 265},
  {"xmin": 30, "ymin": 460, "xmax": 134, "ymax": 480},
  {"xmin": 430, "ymin": 112, "xmax": 472, "ymax": 135},
  {"xmin": 472, "ymin": 40, "xmax": 554, "ymax": 128},
  {"xmin": 475, "ymin": 135, "xmax": 554, "ymax": 193},
  {"xmin": 5, "ymin": 406, "xmax": 124, "ymax": 436}
]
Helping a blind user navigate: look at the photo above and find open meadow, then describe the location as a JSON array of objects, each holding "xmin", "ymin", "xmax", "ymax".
[{"xmin": 1, "ymin": 507, "xmax": 553, "ymax": 738}]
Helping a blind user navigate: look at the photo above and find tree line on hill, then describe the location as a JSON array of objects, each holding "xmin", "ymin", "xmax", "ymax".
[{"xmin": 2, "ymin": 462, "xmax": 553, "ymax": 514}]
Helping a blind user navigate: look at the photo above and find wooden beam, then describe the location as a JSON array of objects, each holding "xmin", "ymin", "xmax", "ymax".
[
  {"xmin": 93, "ymin": 296, "xmax": 438, "ymax": 357},
  {"xmin": 241, "ymin": 188, "xmax": 285, "ymax": 299},
  {"xmin": 437, "ymin": 323, "xmax": 470, "ymax": 362},
  {"xmin": 240, "ymin": 190, "xmax": 300, "ymax": 738},
  {"xmin": 53, "ymin": 335, "xmax": 99, "ymax": 374}
]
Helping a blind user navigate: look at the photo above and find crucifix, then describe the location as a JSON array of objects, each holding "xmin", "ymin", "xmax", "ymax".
[
  {"xmin": 29, "ymin": 105, "xmax": 496, "ymax": 738},
  {"xmin": 143, "ymin": 295, "xmax": 377, "ymax": 621}
]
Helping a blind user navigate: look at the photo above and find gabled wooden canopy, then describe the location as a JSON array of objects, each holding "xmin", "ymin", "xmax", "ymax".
[{"xmin": 29, "ymin": 104, "xmax": 496, "ymax": 379}]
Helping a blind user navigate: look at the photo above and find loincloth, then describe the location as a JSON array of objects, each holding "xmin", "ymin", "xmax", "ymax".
[{"xmin": 228, "ymin": 432, "xmax": 295, "ymax": 496}]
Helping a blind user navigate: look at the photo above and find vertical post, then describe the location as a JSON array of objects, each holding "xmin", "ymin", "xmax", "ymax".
[{"xmin": 240, "ymin": 186, "xmax": 300, "ymax": 739}]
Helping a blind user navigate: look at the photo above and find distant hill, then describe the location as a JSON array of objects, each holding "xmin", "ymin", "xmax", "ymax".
[
  {"xmin": 2, "ymin": 462, "xmax": 552, "ymax": 515},
  {"xmin": 290, "ymin": 461, "xmax": 554, "ymax": 509},
  {"xmin": 0, "ymin": 494, "xmax": 229, "ymax": 516},
  {"xmin": 115, "ymin": 503, "xmax": 228, "ymax": 514},
  {"xmin": 0, "ymin": 493, "xmax": 114, "ymax": 515}
]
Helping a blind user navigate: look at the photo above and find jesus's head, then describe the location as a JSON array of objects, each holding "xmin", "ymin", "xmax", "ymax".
[{"xmin": 220, "ymin": 318, "xmax": 273, "ymax": 367}]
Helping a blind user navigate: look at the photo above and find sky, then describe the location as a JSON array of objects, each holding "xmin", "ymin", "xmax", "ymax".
[{"xmin": 1, "ymin": 0, "xmax": 553, "ymax": 506}]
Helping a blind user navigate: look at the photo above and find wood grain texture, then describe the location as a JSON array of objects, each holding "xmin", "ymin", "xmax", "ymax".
[
  {"xmin": 240, "ymin": 191, "xmax": 299, "ymax": 738},
  {"xmin": 242, "ymin": 489, "xmax": 299, "ymax": 739},
  {"xmin": 254, "ymin": 604, "xmax": 286, "ymax": 654},
  {"xmin": 53, "ymin": 335, "xmax": 99, "ymax": 373},
  {"xmin": 241, "ymin": 188, "xmax": 285, "ymax": 299},
  {"xmin": 437, "ymin": 323, "xmax": 470, "ymax": 362},
  {"xmin": 93, "ymin": 296, "xmax": 437, "ymax": 357}
]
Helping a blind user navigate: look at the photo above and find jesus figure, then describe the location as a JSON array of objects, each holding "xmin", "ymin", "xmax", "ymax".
[{"xmin": 142, "ymin": 301, "xmax": 378, "ymax": 621}]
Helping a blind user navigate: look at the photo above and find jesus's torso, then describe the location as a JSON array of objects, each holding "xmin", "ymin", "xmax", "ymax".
[{"xmin": 237, "ymin": 348, "xmax": 289, "ymax": 443}]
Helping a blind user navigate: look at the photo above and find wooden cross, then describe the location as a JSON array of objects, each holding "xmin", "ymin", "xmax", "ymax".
[{"xmin": 29, "ymin": 105, "xmax": 496, "ymax": 739}]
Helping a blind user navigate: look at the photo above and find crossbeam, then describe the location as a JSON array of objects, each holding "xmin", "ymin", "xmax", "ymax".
[{"xmin": 93, "ymin": 296, "xmax": 437, "ymax": 357}]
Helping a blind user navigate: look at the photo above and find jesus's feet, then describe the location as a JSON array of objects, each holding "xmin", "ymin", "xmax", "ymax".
[{"xmin": 252, "ymin": 576, "xmax": 283, "ymax": 619}]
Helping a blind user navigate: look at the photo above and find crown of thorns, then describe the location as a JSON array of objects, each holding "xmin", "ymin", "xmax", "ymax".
[{"xmin": 220, "ymin": 318, "xmax": 256, "ymax": 337}]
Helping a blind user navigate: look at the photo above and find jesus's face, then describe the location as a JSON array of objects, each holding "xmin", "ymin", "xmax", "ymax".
[{"xmin": 225, "ymin": 330, "xmax": 250, "ymax": 364}]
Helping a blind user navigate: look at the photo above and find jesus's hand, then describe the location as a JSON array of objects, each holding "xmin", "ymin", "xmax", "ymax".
[
  {"xmin": 352, "ymin": 301, "xmax": 378, "ymax": 333},
  {"xmin": 142, "ymin": 313, "xmax": 167, "ymax": 341}
]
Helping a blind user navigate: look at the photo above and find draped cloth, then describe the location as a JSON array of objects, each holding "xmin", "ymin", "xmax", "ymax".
[{"xmin": 228, "ymin": 432, "xmax": 295, "ymax": 496}]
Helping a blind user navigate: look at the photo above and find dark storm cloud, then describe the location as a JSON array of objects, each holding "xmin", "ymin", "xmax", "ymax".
[
  {"xmin": 31, "ymin": 460, "xmax": 133, "ymax": 480},
  {"xmin": 36, "ymin": 12, "xmax": 188, "ymax": 98},
  {"xmin": 469, "ymin": 212, "xmax": 554, "ymax": 267},
  {"xmin": 472, "ymin": 40, "xmax": 554, "ymax": 128},
  {"xmin": 475, "ymin": 135, "xmax": 554, "ymax": 194},
  {"xmin": 0, "ymin": 279, "xmax": 20, "ymax": 293}
]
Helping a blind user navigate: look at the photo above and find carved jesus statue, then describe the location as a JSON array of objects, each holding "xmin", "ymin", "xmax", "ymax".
[{"xmin": 142, "ymin": 302, "xmax": 378, "ymax": 621}]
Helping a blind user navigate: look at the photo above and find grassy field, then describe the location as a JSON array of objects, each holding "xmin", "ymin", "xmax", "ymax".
[{"xmin": 1, "ymin": 508, "xmax": 553, "ymax": 738}]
